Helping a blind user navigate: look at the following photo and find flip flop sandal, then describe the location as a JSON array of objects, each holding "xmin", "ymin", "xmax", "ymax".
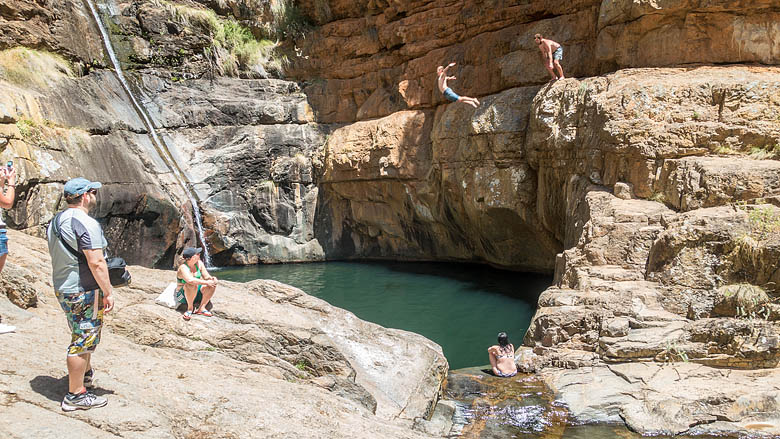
[
  {"xmin": 196, "ymin": 309, "xmax": 213, "ymax": 317},
  {"xmin": 182, "ymin": 310, "xmax": 193, "ymax": 321}
]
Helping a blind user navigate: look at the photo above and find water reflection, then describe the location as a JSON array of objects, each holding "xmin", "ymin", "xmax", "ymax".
[{"xmin": 215, "ymin": 261, "xmax": 550, "ymax": 369}]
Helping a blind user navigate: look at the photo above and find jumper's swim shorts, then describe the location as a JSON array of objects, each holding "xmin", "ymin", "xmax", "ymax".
[
  {"xmin": 553, "ymin": 46, "xmax": 563, "ymax": 61},
  {"xmin": 443, "ymin": 87, "xmax": 460, "ymax": 102}
]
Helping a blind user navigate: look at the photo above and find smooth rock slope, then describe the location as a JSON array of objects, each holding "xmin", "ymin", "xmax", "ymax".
[{"xmin": 0, "ymin": 230, "xmax": 447, "ymax": 438}]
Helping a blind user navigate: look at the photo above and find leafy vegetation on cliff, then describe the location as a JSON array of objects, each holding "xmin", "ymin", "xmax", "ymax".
[{"xmin": 150, "ymin": 0, "xmax": 286, "ymax": 76}]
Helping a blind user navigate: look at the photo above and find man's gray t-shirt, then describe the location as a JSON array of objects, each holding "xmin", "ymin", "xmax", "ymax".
[{"xmin": 47, "ymin": 208, "xmax": 107, "ymax": 293}]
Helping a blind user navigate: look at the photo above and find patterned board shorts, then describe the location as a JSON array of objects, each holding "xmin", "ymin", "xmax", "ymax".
[
  {"xmin": 55, "ymin": 289, "xmax": 104, "ymax": 356},
  {"xmin": 553, "ymin": 46, "xmax": 563, "ymax": 61}
]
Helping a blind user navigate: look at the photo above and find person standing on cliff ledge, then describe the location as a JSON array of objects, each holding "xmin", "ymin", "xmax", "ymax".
[
  {"xmin": 47, "ymin": 177, "xmax": 114, "ymax": 411},
  {"xmin": 534, "ymin": 34, "xmax": 565, "ymax": 81},
  {"xmin": 437, "ymin": 62, "xmax": 480, "ymax": 108}
]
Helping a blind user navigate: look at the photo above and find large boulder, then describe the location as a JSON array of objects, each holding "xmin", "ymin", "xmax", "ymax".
[{"xmin": 0, "ymin": 229, "xmax": 446, "ymax": 438}]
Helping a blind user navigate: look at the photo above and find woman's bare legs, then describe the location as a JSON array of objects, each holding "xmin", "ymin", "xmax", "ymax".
[
  {"xmin": 183, "ymin": 283, "xmax": 198, "ymax": 312},
  {"xmin": 196, "ymin": 284, "xmax": 216, "ymax": 313}
]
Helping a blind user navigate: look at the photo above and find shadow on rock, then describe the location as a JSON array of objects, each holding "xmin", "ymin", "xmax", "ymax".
[{"xmin": 30, "ymin": 375, "xmax": 115, "ymax": 402}]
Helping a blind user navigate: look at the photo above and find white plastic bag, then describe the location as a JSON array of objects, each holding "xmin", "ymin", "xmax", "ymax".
[{"xmin": 155, "ymin": 282, "xmax": 178, "ymax": 309}]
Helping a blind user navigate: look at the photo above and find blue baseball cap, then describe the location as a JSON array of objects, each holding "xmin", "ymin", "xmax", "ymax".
[{"xmin": 63, "ymin": 177, "xmax": 102, "ymax": 196}]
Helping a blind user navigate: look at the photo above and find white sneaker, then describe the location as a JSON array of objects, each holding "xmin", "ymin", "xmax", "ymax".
[
  {"xmin": 61, "ymin": 391, "xmax": 107, "ymax": 411},
  {"xmin": 0, "ymin": 323, "xmax": 15, "ymax": 334}
]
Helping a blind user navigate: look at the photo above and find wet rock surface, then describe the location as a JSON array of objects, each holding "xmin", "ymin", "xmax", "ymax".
[
  {"xmin": 0, "ymin": 229, "xmax": 446, "ymax": 438},
  {"xmin": 443, "ymin": 367, "xmax": 740, "ymax": 439},
  {"xmin": 138, "ymin": 73, "xmax": 329, "ymax": 265},
  {"xmin": 318, "ymin": 66, "xmax": 780, "ymax": 272}
]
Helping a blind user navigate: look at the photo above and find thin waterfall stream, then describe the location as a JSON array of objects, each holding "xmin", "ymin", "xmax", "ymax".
[{"xmin": 84, "ymin": 0, "xmax": 213, "ymax": 266}]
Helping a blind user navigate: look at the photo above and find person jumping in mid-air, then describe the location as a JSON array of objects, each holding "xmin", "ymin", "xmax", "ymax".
[
  {"xmin": 534, "ymin": 33, "xmax": 565, "ymax": 81},
  {"xmin": 437, "ymin": 62, "xmax": 480, "ymax": 108}
]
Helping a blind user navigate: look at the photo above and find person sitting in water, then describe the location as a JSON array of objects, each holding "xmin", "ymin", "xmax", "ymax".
[
  {"xmin": 437, "ymin": 62, "xmax": 480, "ymax": 108},
  {"xmin": 488, "ymin": 332, "xmax": 518, "ymax": 377},
  {"xmin": 175, "ymin": 247, "xmax": 218, "ymax": 321}
]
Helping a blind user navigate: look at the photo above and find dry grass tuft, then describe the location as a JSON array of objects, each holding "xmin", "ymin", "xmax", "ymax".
[{"xmin": 0, "ymin": 47, "xmax": 73, "ymax": 88}]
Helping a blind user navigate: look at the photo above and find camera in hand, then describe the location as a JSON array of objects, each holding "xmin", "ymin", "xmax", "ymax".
[{"xmin": 6, "ymin": 161, "xmax": 12, "ymax": 168}]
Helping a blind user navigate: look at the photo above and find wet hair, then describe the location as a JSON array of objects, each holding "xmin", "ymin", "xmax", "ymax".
[
  {"xmin": 497, "ymin": 332, "xmax": 510, "ymax": 347},
  {"xmin": 534, "ymin": 33, "xmax": 542, "ymax": 40}
]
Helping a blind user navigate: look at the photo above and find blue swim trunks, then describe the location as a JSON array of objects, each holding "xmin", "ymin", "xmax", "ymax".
[
  {"xmin": 553, "ymin": 46, "xmax": 563, "ymax": 61},
  {"xmin": 0, "ymin": 229, "xmax": 7, "ymax": 256},
  {"xmin": 443, "ymin": 87, "xmax": 460, "ymax": 102}
]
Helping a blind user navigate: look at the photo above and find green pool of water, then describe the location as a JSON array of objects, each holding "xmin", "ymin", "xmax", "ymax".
[{"xmin": 215, "ymin": 261, "xmax": 550, "ymax": 369}]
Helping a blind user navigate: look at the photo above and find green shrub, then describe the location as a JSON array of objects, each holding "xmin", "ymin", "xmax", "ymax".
[
  {"xmin": 149, "ymin": 0, "xmax": 286, "ymax": 77},
  {"xmin": 294, "ymin": 359, "xmax": 310, "ymax": 372},
  {"xmin": 649, "ymin": 191, "xmax": 666, "ymax": 203},
  {"xmin": 718, "ymin": 283, "xmax": 771, "ymax": 320},
  {"xmin": 16, "ymin": 118, "xmax": 45, "ymax": 145},
  {"xmin": 747, "ymin": 205, "xmax": 780, "ymax": 240},
  {"xmin": 270, "ymin": 0, "xmax": 311, "ymax": 40},
  {"xmin": 713, "ymin": 144, "xmax": 739, "ymax": 155}
]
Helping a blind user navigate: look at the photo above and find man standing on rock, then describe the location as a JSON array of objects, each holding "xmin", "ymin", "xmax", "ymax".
[
  {"xmin": 47, "ymin": 177, "xmax": 114, "ymax": 411},
  {"xmin": 437, "ymin": 62, "xmax": 480, "ymax": 108},
  {"xmin": 534, "ymin": 34, "xmax": 565, "ymax": 81}
]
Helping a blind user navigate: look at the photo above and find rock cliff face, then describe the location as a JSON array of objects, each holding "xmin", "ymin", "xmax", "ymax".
[
  {"xmin": 0, "ymin": 0, "xmax": 333, "ymax": 266},
  {"xmin": 286, "ymin": 0, "xmax": 780, "ymax": 435},
  {"xmin": 300, "ymin": 0, "xmax": 780, "ymax": 270},
  {"xmin": 0, "ymin": 230, "xmax": 447, "ymax": 438},
  {"xmin": 1, "ymin": 0, "xmax": 780, "ymax": 434},
  {"xmin": 0, "ymin": 51, "xmax": 190, "ymax": 267}
]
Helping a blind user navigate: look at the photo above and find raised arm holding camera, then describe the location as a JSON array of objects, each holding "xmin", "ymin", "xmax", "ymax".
[{"xmin": 0, "ymin": 160, "xmax": 17, "ymax": 274}]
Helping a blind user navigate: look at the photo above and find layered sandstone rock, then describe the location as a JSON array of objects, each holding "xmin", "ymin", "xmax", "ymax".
[
  {"xmin": 318, "ymin": 66, "xmax": 780, "ymax": 272},
  {"xmin": 0, "ymin": 0, "xmax": 105, "ymax": 64},
  {"xmin": 0, "ymin": 0, "xmax": 334, "ymax": 266},
  {"xmin": 0, "ymin": 229, "xmax": 446, "ymax": 438},
  {"xmin": 289, "ymin": 0, "xmax": 780, "ymax": 123}
]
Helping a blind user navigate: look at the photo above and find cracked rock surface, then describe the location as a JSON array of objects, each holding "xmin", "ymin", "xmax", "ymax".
[{"xmin": 0, "ymin": 230, "xmax": 447, "ymax": 439}]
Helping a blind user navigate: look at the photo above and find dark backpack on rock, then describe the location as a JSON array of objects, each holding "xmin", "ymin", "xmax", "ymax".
[{"xmin": 51, "ymin": 212, "xmax": 132, "ymax": 288}]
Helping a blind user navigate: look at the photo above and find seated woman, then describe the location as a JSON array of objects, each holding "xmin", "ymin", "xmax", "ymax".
[
  {"xmin": 488, "ymin": 332, "xmax": 518, "ymax": 377},
  {"xmin": 175, "ymin": 247, "xmax": 218, "ymax": 320}
]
